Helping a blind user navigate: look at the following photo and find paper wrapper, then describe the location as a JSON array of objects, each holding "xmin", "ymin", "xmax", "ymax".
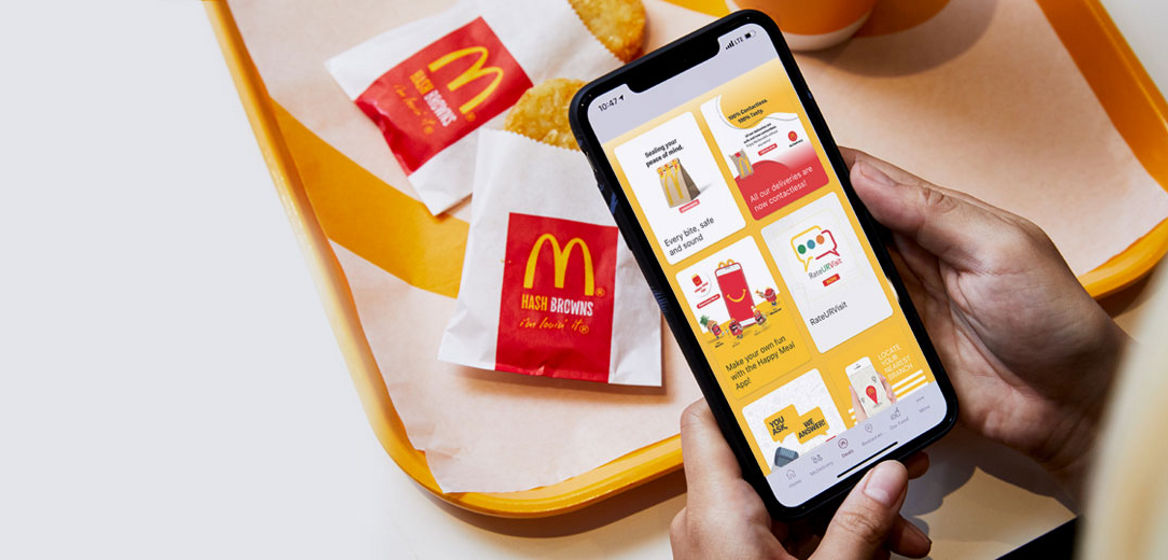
[
  {"xmin": 439, "ymin": 130, "xmax": 662, "ymax": 386},
  {"xmin": 337, "ymin": 234, "xmax": 699, "ymax": 492},
  {"xmin": 326, "ymin": 0, "xmax": 621, "ymax": 215}
]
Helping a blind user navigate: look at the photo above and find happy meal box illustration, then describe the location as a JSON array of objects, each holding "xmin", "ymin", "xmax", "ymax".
[{"xmin": 715, "ymin": 260, "xmax": 757, "ymax": 326}]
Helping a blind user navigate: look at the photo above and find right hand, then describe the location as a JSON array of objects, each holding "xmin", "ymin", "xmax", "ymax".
[{"xmin": 843, "ymin": 149, "xmax": 1131, "ymax": 500}]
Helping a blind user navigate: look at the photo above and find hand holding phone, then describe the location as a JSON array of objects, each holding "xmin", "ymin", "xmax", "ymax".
[
  {"xmin": 571, "ymin": 10, "xmax": 958, "ymax": 518},
  {"xmin": 844, "ymin": 148, "xmax": 1129, "ymax": 500},
  {"xmin": 671, "ymin": 401, "xmax": 932, "ymax": 559}
]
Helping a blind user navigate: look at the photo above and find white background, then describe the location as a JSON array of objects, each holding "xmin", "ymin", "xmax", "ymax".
[{"xmin": 1, "ymin": 1, "xmax": 1165, "ymax": 558}]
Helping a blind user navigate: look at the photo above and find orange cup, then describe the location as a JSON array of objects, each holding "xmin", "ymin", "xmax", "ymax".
[{"xmin": 736, "ymin": 0, "xmax": 878, "ymax": 51}]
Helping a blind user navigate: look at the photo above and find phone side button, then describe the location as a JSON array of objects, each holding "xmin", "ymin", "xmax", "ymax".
[
  {"xmin": 593, "ymin": 172, "xmax": 619, "ymax": 216},
  {"xmin": 607, "ymin": 189, "xmax": 620, "ymax": 216},
  {"xmin": 651, "ymin": 289, "xmax": 672, "ymax": 315}
]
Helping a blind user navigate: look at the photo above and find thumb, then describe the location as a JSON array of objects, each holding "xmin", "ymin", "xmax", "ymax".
[
  {"xmin": 848, "ymin": 152, "xmax": 1032, "ymax": 273},
  {"xmin": 812, "ymin": 461, "xmax": 908, "ymax": 560}
]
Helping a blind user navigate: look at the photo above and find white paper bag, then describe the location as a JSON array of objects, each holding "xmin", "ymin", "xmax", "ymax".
[
  {"xmin": 326, "ymin": 0, "xmax": 621, "ymax": 215},
  {"xmin": 439, "ymin": 130, "xmax": 662, "ymax": 386}
]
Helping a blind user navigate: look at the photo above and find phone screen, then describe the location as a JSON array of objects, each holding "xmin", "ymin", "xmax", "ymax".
[{"xmin": 581, "ymin": 20, "xmax": 951, "ymax": 507}]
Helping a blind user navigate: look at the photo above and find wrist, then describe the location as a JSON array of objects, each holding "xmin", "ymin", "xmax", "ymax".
[{"xmin": 1037, "ymin": 318, "xmax": 1130, "ymax": 504}]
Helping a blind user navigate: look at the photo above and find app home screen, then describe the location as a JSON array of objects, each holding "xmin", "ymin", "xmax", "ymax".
[{"xmin": 595, "ymin": 42, "xmax": 947, "ymax": 506}]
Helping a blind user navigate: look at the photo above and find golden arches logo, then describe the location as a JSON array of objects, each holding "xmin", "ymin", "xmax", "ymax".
[
  {"xmin": 524, "ymin": 234, "xmax": 595, "ymax": 296},
  {"xmin": 427, "ymin": 46, "xmax": 503, "ymax": 115}
]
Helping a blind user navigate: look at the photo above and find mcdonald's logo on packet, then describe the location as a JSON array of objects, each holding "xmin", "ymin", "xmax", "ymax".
[
  {"xmin": 524, "ymin": 234, "xmax": 597, "ymax": 297},
  {"xmin": 355, "ymin": 17, "xmax": 532, "ymax": 174},
  {"xmin": 497, "ymin": 213, "xmax": 618, "ymax": 382}
]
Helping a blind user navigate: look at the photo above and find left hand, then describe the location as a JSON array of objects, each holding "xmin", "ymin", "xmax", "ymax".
[{"xmin": 670, "ymin": 400, "xmax": 931, "ymax": 559}]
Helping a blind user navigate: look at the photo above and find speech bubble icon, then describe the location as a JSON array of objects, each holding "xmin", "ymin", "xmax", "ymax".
[
  {"xmin": 790, "ymin": 226, "xmax": 840, "ymax": 271},
  {"xmin": 764, "ymin": 404, "xmax": 798, "ymax": 442},
  {"xmin": 794, "ymin": 407, "xmax": 829, "ymax": 443}
]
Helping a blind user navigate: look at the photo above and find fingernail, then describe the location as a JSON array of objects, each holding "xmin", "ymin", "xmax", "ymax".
[
  {"xmin": 857, "ymin": 161, "xmax": 895, "ymax": 188},
  {"xmin": 863, "ymin": 462, "xmax": 904, "ymax": 507}
]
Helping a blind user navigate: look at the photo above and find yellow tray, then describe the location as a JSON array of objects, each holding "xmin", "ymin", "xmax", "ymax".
[{"xmin": 204, "ymin": 0, "xmax": 1168, "ymax": 518}]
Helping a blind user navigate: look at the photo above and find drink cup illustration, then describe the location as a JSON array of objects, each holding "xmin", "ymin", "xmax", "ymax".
[
  {"xmin": 790, "ymin": 226, "xmax": 840, "ymax": 272},
  {"xmin": 715, "ymin": 260, "xmax": 756, "ymax": 326}
]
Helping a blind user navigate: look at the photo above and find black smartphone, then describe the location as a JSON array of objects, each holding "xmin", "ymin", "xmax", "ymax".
[{"xmin": 570, "ymin": 10, "xmax": 957, "ymax": 519}]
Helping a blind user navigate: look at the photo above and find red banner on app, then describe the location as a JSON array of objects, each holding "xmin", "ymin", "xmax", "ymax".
[
  {"xmin": 355, "ymin": 17, "xmax": 532, "ymax": 173},
  {"xmin": 734, "ymin": 143, "xmax": 828, "ymax": 220},
  {"xmin": 497, "ymin": 213, "xmax": 617, "ymax": 383}
]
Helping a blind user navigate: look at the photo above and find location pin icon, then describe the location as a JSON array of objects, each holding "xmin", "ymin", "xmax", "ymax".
[{"xmin": 866, "ymin": 385, "xmax": 878, "ymax": 404}]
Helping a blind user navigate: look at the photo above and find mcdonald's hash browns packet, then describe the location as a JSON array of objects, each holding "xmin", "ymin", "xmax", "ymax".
[
  {"xmin": 326, "ymin": 0, "xmax": 623, "ymax": 215},
  {"xmin": 438, "ymin": 130, "xmax": 662, "ymax": 386}
]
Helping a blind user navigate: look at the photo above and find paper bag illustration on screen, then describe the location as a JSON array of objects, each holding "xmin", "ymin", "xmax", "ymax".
[
  {"xmin": 657, "ymin": 159, "xmax": 700, "ymax": 208},
  {"xmin": 729, "ymin": 150, "xmax": 754, "ymax": 178}
]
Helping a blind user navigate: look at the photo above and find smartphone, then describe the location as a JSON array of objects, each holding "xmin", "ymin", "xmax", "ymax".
[{"xmin": 569, "ymin": 10, "xmax": 957, "ymax": 518}]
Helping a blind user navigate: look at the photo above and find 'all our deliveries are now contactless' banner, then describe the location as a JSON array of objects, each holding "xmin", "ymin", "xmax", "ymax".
[{"xmin": 700, "ymin": 95, "xmax": 828, "ymax": 220}]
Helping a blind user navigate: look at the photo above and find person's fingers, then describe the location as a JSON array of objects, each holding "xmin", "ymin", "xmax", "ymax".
[
  {"xmin": 812, "ymin": 461, "xmax": 910, "ymax": 560},
  {"xmin": 669, "ymin": 507, "xmax": 689, "ymax": 552},
  {"xmin": 679, "ymin": 400, "xmax": 743, "ymax": 508},
  {"xmin": 903, "ymin": 452, "xmax": 930, "ymax": 480},
  {"xmin": 849, "ymin": 386, "xmax": 867, "ymax": 422},
  {"xmin": 889, "ymin": 233, "xmax": 947, "ymax": 300},
  {"xmin": 839, "ymin": 146, "xmax": 860, "ymax": 169},
  {"xmin": 770, "ymin": 518, "xmax": 790, "ymax": 544},
  {"xmin": 881, "ymin": 375, "xmax": 896, "ymax": 403},
  {"xmin": 848, "ymin": 152, "xmax": 1032, "ymax": 273},
  {"xmin": 887, "ymin": 515, "xmax": 932, "ymax": 558}
]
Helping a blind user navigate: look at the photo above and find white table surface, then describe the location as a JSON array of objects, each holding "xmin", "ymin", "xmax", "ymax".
[{"xmin": 2, "ymin": 0, "xmax": 1165, "ymax": 558}]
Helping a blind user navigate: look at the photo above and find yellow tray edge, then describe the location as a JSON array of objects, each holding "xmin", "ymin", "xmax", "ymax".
[{"xmin": 203, "ymin": 0, "xmax": 1168, "ymax": 517}]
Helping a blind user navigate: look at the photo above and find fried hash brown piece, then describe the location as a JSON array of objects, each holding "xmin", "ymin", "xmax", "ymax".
[
  {"xmin": 569, "ymin": 0, "xmax": 646, "ymax": 63},
  {"xmin": 503, "ymin": 78, "xmax": 586, "ymax": 150}
]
